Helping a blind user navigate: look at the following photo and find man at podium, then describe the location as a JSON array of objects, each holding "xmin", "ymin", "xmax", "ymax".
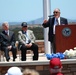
[{"xmin": 42, "ymin": 8, "xmax": 68, "ymax": 53}]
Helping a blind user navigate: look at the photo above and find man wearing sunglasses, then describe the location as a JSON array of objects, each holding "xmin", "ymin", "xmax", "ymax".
[{"xmin": 42, "ymin": 8, "xmax": 68, "ymax": 53}]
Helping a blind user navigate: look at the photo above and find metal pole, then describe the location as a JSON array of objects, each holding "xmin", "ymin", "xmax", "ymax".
[{"xmin": 43, "ymin": 0, "xmax": 51, "ymax": 54}]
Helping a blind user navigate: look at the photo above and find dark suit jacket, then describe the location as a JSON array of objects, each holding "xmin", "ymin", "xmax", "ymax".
[
  {"xmin": 0, "ymin": 30, "xmax": 16, "ymax": 48},
  {"xmin": 42, "ymin": 17, "xmax": 68, "ymax": 43}
]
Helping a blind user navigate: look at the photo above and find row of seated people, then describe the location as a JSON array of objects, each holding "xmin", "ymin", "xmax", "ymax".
[{"xmin": 0, "ymin": 22, "xmax": 39, "ymax": 62}]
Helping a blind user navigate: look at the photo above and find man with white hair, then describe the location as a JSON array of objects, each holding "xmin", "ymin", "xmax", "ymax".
[
  {"xmin": 42, "ymin": 8, "xmax": 68, "ymax": 53},
  {"xmin": 0, "ymin": 22, "xmax": 17, "ymax": 61}
]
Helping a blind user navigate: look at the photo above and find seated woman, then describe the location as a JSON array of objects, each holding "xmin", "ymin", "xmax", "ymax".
[{"xmin": 18, "ymin": 22, "xmax": 39, "ymax": 61}]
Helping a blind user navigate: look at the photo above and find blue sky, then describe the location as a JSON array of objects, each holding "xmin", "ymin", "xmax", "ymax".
[{"xmin": 0, "ymin": 0, "xmax": 76, "ymax": 23}]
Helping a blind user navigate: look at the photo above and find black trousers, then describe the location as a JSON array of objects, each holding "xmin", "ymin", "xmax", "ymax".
[
  {"xmin": 51, "ymin": 34, "xmax": 56, "ymax": 53},
  {"xmin": 1, "ymin": 46, "xmax": 17, "ymax": 61},
  {"xmin": 20, "ymin": 43, "xmax": 38, "ymax": 61}
]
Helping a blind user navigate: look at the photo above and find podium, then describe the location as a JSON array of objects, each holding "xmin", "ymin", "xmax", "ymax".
[{"xmin": 55, "ymin": 24, "xmax": 76, "ymax": 53}]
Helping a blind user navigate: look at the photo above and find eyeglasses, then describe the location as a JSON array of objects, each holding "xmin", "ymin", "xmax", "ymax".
[{"xmin": 53, "ymin": 12, "xmax": 59, "ymax": 14}]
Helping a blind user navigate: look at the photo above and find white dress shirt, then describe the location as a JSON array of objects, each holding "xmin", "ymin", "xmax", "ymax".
[
  {"xmin": 53, "ymin": 17, "xmax": 60, "ymax": 34},
  {"xmin": 5, "ymin": 30, "xmax": 9, "ymax": 35},
  {"xmin": 25, "ymin": 31, "xmax": 31, "ymax": 44}
]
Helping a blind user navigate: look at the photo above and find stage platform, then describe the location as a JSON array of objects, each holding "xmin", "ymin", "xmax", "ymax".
[
  {"xmin": 0, "ymin": 53, "xmax": 50, "ymax": 75},
  {"xmin": 0, "ymin": 53, "xmax": 49, "ymax": 66},
  {"xmin": 1, "ymin": 53, "xmax": 76, "ymax": 66},
  {"xmin": 1, "ymin": 53, "xmax": 76, "ymax": 75}
]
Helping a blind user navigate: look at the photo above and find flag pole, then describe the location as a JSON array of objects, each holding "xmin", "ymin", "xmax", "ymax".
[{"xmin": 43, "ymin": 0, "xmax": 51, "ymax": 54}]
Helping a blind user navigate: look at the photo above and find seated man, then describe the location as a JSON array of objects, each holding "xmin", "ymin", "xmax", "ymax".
[
  {"xmin": 18, "ymin": 22, "xmax": 38, "ymax": 61},
  {"xmin": 0, "ymin": 22, "xmax": 17, "ymax": 61}
]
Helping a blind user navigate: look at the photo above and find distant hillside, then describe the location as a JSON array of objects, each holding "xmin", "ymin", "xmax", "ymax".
[
  {"xmin": 0, "ymin": 22, "xmax": 22, "ymax": 26},
  {"xmin": 68, "ymin": 19, "xmax": 76, "ymax": 23},
  {"xmin": 0, "ymin": 17, "xmax": 76, "ymax": 25},
  {"xmin": 9, "ymin": 22, "xmax": 22, "ymax": 25},
  {"xmin": 28, "ymin": 17, "xmax": 76, "ymax": 24},
  {"xmin": 27, "ymin": 17, "xmax": 43, "ymax": 24}
]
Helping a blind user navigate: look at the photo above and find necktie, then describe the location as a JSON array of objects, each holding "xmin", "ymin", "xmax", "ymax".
[
  {"xmin": 6, "ymin": 31, "xmax": 8, "ymax": 35},
  {"xmin": 56, "ymin": 18, "xmax": 59, "ymax": 25},
  {"xmin": 25, "ymin": 32, "xmax": 31, "ymax": 44}
]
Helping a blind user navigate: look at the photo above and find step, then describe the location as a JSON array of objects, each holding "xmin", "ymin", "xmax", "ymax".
[{"xmin": 0, "ymin": 53, "xmax": 47, "ymax": 62}]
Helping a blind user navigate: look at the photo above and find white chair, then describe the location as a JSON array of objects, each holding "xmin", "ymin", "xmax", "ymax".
[{"xmin": 0, "ymin": 50, "xmax": 5, "ymax": 61}]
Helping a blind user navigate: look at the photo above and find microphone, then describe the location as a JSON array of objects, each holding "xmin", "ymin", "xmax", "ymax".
[{"xmin": 48, "ymin": 15, "xmax": 54, "ymax": 18}]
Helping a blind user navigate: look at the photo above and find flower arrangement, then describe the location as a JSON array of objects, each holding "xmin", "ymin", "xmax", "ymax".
[
  {"xmin": 46, "ymin": 52, "xmax": 65, "ymax": 60},
  {"xmin": 46, "ymin": 47, "xmax": 76, "ymax": 60},
  {"xmin": 63, "ymin": 47, "xmax": 76, "ymax": 59}
]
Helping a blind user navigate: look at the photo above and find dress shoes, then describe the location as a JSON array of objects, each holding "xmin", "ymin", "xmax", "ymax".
[
  {"xmin": 13, "ymin": 59, "xmax": 15, "ymax": 61},
  {"xmin": 21, "ymin": 58, "xmax": 26, "ymax": 61},
  {"xmin": 33, "ymin": 59, "xmax": 38, "ymax": 61},
  {"xmin": 6, "ymin": 57, "xmax": 10, "ymax": 62},
  {"xmin": 33, "ymin": 57, "xmax": 38, "ymax": 61},
  {"xmin": 15, "ymin": 56, "xmax": 17, "ymax": 58},
  {"xmin": 13, "ymin": 56, "xmax": 17, "ymax": 61}
]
